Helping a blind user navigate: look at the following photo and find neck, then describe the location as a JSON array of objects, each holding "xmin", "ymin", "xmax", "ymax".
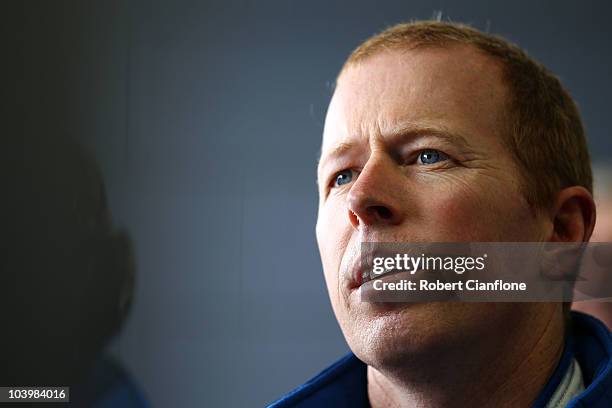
[{"xmin": 367, "ymin": 304, "xmax": 566, "ymax": 408}]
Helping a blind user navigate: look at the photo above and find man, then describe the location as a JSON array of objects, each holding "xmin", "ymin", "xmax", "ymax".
[{"xmin": 269, "ymin": 22, "xmax": 612, "ymax": 407}]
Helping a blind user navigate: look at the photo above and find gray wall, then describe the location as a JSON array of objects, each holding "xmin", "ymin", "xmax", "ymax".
[{"xmin": 6, "ymin": 1, "xmax": 611, "ymax": 406}]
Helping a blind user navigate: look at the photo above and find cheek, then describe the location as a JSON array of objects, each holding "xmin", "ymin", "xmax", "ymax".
[
  {"xmin": 422, "ymin": 200, "xmax": 487, "ymax": 240},
  {"xmin": 316, "ymin": 201, "xmax": 352, "ymax": 291},
  {"xmin": 592, "ymin": 204, "xmax": 612, "ymax": 242},
  {"xmin": 417, "ymin": 181, "xmax": 534, "ymax": 241}
]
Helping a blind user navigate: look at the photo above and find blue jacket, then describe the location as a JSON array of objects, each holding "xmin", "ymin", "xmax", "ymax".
[{"xmin": 268, "ymin": 312, "xmax": 612, "ymax": 407}]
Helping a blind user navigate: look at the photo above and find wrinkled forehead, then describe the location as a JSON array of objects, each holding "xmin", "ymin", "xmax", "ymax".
[{"xmin": 321, "ymin": 46, "xmax": 509, "ymax": 155}]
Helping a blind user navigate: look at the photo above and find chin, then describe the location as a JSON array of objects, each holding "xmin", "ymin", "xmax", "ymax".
[
  {"xmin": 341, "ymin": 302, "xmax": 504, "ymax": 370},
  {"xmin": 341, "ymin": 303, "xmax": 439, "ymax": 364}
]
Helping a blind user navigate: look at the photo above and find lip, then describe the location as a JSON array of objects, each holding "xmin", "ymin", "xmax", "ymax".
[
  {"xmin": 359, "ymin": 270, "xmax": 417, "ymax": 301},
  {"xmin": 343, "ymin": 242, "xmax": 453, "ymax": 291},
  {"xmin": 344, "ymin": 245, "xmax": 405, "ymax": 291},
  {"xmin": 359, "ymin": 270, "xmax": 460, "ymax": 302},
  {"xmin": 345, "ymin": 262, "xmax": 364, "ymax": 291},
  {"xmin": 342, "ymin": 252, "xmax": 365, "ymax": 292}
]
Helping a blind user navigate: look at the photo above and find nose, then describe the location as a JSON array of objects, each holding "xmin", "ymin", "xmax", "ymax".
[{"xmin": 347, "ymin": 158, "xmax": 405, "ymax": 229}]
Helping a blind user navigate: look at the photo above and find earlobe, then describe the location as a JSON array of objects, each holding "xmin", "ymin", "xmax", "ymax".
[{"xmin": 550, "ymin": 186, "xmax": 596, "ymax": 243}]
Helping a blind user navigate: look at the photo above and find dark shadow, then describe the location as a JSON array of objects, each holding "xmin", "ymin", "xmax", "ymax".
[{"xmin": 0, "ymin": 134, "xmax": 147, "ymax": 407}]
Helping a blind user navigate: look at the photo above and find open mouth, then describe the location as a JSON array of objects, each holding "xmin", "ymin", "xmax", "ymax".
[{"xmin": 352, "ymin": 244, "xmax": 435, "ymax": 288}]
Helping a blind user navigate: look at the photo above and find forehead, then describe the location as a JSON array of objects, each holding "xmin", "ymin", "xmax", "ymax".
[{"xmin": 321, "ymin": 45, "xmax": 509, "ymax": 154}]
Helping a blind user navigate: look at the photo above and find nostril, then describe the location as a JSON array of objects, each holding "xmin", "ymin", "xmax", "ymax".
[{"xmin": 372, "ymin": 206, "xmax": 393, "ymax": 220}]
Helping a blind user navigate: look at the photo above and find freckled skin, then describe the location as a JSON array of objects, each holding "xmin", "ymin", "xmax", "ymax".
[{"xmin": 315, "ymin": 46, "xmax": 565, "ymax": 407}]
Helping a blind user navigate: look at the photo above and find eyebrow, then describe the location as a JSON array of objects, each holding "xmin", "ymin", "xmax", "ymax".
[
  {"xmin": 316, "ymin": 142, "xmax": 358, "ymax": 184},
  {"xmin": 318, "ymin": 123, "xmax": 473, "ymax": 175},
  {"xmin": 384, "ymin": 122, "xmax": 472, "ymax": 151},
  {"xmin": 319, "ymin": 142, "xmax": 356, "ymax": 165}
]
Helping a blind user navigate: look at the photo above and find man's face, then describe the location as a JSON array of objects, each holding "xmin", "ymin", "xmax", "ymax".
[{"xmin": 316, "ymin": 46, "xmax": 552, "ymax": 367}]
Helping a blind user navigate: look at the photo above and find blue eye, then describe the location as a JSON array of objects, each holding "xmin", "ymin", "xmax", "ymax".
[
  {"xmin": 333, "ymin": 169, "xmax": 354, "ymax": 187},
  {"xmin": 417, "ymin": 149, "xmax": 448, "ymax": 165}
]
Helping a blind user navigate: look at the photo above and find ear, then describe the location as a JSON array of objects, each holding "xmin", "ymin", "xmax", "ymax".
[{"xmin": 549, "ymin": 186, "xmax": 596, "ymax": 243}]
